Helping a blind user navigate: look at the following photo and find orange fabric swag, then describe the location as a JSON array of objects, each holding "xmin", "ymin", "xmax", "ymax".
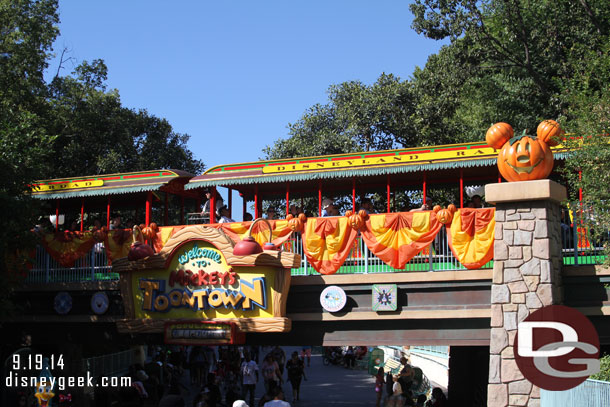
[
  {"xmin": 41, "ymin": 231, "xmax": 97, "ymax": 267},
  {"xmin": 446, "ymin": 208, "xmax": 495, "ymax": 269},
  {"xmin": 360, "ymin": 211, "xmax": 443, "ymax": 269},
  {"xmin": 215, "ymin": 220, "xmax": 294, "ymax": 248},
  {"xmin": 303, "ymin": 217, "xmax": 358, "ymax": 275}
]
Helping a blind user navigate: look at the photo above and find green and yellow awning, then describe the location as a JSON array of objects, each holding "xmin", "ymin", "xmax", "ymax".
[{"xmin": 31, "ymin": 169, "xmax": 195, "ymax": 200}]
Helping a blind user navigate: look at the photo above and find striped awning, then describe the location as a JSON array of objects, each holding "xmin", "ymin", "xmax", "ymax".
[
  {"xmin": 31, "ymin": 169, "xmax": 195, "ymax": 200},
  {"xmin": 186, "ymin": 142, "xmax": 570, "ymax": 189}
]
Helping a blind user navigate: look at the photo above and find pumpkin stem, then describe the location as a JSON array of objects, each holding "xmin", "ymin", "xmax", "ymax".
[{"xmin": 509, "ymin": 130, "xmax": 537, "ymax": 145}]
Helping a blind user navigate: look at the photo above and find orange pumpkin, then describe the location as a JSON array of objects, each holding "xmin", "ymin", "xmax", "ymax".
[
  {"xmin": 447, "ymin": 204, "xmax": 457, "ymax": 214},
  {"xmin": 436, "ymin": 208, "xmax": 453, "ymax": 224},
  {"xmin": 497, "ymin": 132, "xmax": 554, "ymax": 182},
  {"xmin": 358, "ymin": 209, "xmax": 369, "ymax": 220},
  {"xmin": 344, "ymin": 210, "xmax": 353, "ymax": 218},
  {"xmin": 142, "ymin": 226, "xmax": 155, "ymax": 240},
  {"xmin": 288, "ymin": 217, "xmax": 303, "ymax": 232},
  {"xmin": 286, "ymin": 214, "xmax": 294, "ymax": 221},
  {"xmin": 349, "ymin": 213, "xmax": 364, "ymax": 230},
  {"xmin": 432, "ymin": 205, "xmax": 441, "ymax": 213},
  {"xmin": 486, "ymin": 122, "xmax": 514, "ymax": 149},
  {"xmin": 149, "ymin": 222, "xmax": 159, "ymax": 232},
  {"xmin": 93, "ymin": 226, "xmax": 107, "ymax": 242},
  {"xmin": 298, "ymin": 213, "xmax": 307, "ymax": 222},
  {"xmin": 537, "ymin": 119, "xmax": 563, "ymax": 147}
]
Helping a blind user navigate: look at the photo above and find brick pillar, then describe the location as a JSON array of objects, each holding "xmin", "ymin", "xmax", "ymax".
[{"xmin": 485, "ymin": 180, "xmax": 566, "ymax": 407}]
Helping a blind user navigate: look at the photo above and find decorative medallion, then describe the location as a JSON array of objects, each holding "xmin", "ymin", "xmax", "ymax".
[
  {"xmin": 54, "ymin": 292, "xmax": 72, "ymax": 315},
  {"xmin": 372, "ymin": 284, "xmax": 397, "ymax": 311},
  {"xmin": 320, "ymin": 285, "xmax": 347, "ymax": 313},
  {"xmin": 91, "ymin": 292, "xmax": 109, "ymax": 315}
]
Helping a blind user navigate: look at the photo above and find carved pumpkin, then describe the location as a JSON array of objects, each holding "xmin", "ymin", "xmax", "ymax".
[
  {"xmin": 344, "ymin": 210, "xmax": 353, "ymax": 218},
  {"xmin": 497, "ymin": 132, "xmax": 554, "ymax": 182},
  {"xmin": 349, "ymin": 213, "xmax": 364, "ymax": 230},
  {"xmin": 432, "ymin": 205, "xmax": 441, "ymax": 213},
  {"xmin": 436, "ymin": 208, "xmax": 453, "ymax": 224},
  {"xmin": 447, "ymin": 204, "xmax": 457, "ymax": 214},
  {"xmin": 537, "ymin": 119, "xmax": 563, "ymax": 147},
  {"xmin": 486, "ymin": 122, "xmax": 514, "ymax": 149},
  {"xmin": 288, "ymin": 217, "xmax": 303, "ymax": 232}
]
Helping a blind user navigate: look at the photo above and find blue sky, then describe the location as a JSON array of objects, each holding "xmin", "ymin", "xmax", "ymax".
[{"xmin": 49, "ymin": 1, "xmax": 447, "ymax": 171}]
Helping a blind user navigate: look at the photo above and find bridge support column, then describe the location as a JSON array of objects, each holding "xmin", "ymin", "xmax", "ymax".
[{"xmin": 485, "ymin": 179, "xmax": 566, "ymax": 407}]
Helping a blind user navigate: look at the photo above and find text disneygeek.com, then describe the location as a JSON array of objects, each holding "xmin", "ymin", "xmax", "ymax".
[{"xmin": 5, "ymin": 371, "xmax": 131, "ymax": 391}]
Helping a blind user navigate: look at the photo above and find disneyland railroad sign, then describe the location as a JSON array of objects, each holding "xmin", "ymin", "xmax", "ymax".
[{"xmin": 113, "ymin": 226, "xmax": 299, "ymax": 336}]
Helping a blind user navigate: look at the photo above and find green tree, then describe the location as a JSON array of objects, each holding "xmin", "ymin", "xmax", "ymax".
[
  {"xmin": 0, "ymin": 0, "xmax": 59, "ymax": 316},
  {"xmin": 47, "ymin": 59, "xmax": 204, "ymax": 177},
  {"xmin": 264, "ymin": 73, "xmax": 414, "ymax": 159}
]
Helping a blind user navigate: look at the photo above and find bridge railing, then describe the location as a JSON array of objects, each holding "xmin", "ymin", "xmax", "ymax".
[{"xmin": 24, "ymin": 223, "xmax": 607, "ymax": 283}]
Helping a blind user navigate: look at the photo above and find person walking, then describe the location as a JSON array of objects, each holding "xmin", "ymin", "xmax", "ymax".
[
  {"xmin": 285, "ymin": 351, "xmax": 307, "ymax": 402},
  {"xmin": 374, "ymin": 366, "xmax": 385, "ymax": 407},
  {"xmin": 260, "ymin": 354, "xmax": 282, "ymax": 395},
  {"xmin": 240, "ymin": 352, "xmax": 258, "ymax": 407}
]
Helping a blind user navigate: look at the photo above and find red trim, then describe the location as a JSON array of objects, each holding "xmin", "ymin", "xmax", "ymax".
[
  {"xmin": 299, "ymin": 159, "xmax": 328, "ymax": 164},
  {"xmin": 146, "ymin": 192, "xmax": 152, "ymax": 225},
  {"xmin": 332, "ymin": 155, "xmax": 362, "ymax": 161},
  {"xmin": 106, "ymin": 197, "xmax": 111, "ymax": 228},
  {"xmin": 399, "ymin": 150, "xmax": 430, "ymax": 155},
  {"xmin": 434, "ymin": 147, "xmax": 467, "ymax": 152},
  {"xmin": 211, "ymin": 168, "xmax": 222, "ymax": 172},
  {"xmin": 224, "ymin": 164, "xmax": 265, "ymax": 171},
  {"xmin": 366, "ymin": 153, "xmax": 395, "ymax": 158},
  {"xmin": 386, "ymin": 175, "xmax": 391, "ymax": 213},
  {"xmin": 123, "ymin": 173, "xmax": 160, "ymax": 179},
  {"xmin": 80, "ymin": 198, "xmax": 85, "ymax": 232},
  {"xmin": 161, "ymin": 171, "xmax": 174, "ymax": 176},
  {"xmin": 318, "ymin": 181, "xmax": 322, "ymax": 217},
  {"xmin": 423, "ymin": 173, "xmax": 427, "ymax": 203},
  {"xmin": 102, "ymin": 176, "xmax": 121, "ymax": 181},
  {"xmin": 268, "ymin": 161, "xmax": 296, "ymax": 166},
  {"xmin": 352, "ymin": 178, "xmax": 356, "ymax": 211}
]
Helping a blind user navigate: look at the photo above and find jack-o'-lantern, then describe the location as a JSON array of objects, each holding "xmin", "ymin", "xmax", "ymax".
[
  {"xmin": 497, "ymin": 131, "xmax": 553, "ymax": 182},
  {"xmin": 436, "ymin": 208, "xmax": 453, "ymax": 224},
  {"xmin": 349, "ymin": 213, "xmax": 364, "ymax": 230}
]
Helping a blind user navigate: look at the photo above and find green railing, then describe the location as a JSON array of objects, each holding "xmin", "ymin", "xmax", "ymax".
[{"xmin": 24, "ymin": 222, "xmax": 606, "ymax": 283}]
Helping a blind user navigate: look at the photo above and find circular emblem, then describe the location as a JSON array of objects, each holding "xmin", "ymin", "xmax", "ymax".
[
  {"xmin": 514, "ymin": 305, "xmax": 600, "ymax": 391},
  {"xmin": 320, "ymin": 286, "xmax": 347, "ymax": 312},
  {"xmin": 54, "ymin": 292, "xmax": 72, "ymax": 315},
  {"xmin": 91, "ymin": 292, "xmax": 109, "ymax": 315}
]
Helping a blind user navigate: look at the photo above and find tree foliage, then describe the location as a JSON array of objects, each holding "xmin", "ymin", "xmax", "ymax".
[
  {"xmin": 267, "ymin": 0, "xmax": 610, "ymax": 161},
  {"xmin": 0, "ymin": 0, "xmax": 204, "ymax": 314}
]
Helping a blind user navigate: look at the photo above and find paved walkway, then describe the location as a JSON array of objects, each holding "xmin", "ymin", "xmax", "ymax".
[{"xmin": 252, "ymin": 347, "xmax": 377, "ymax": 406}]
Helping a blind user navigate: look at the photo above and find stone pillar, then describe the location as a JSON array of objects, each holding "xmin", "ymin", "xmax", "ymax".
[{"xmin": 485, "ymin": 180, "xmax": 566, "ymax": 407}]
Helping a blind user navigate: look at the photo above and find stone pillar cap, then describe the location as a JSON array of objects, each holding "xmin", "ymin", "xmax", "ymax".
[{"xmin": 485, "ymin": 179, "xmax": 566, "ymax": 204}]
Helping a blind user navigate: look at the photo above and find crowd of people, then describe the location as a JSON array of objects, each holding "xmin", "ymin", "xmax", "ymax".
[
  {"xmin": 92, "ymin": 345, "xmax": 309, "ymax": 407},
  {"xmin": 374, "ymin": 357, "xmax": 447, "ymax": 407}
]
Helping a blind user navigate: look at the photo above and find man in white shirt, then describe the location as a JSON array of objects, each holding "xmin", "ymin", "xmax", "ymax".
[
  {"xmin": 263, "ymin": 387, "xmax": 291, "ymax": 407},
  {"xmin": 240, "ymin": 352, "xmax": 258, "ymax": 407}
]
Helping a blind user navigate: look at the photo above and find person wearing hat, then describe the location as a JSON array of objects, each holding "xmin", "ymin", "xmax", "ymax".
[
  {"xmin": 233, "ymin": 401, "xmax": 249, "ymax": 407},
  {"xmin": 217, "ymin": 205, "xmax": 235, "ymax": 223}
]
